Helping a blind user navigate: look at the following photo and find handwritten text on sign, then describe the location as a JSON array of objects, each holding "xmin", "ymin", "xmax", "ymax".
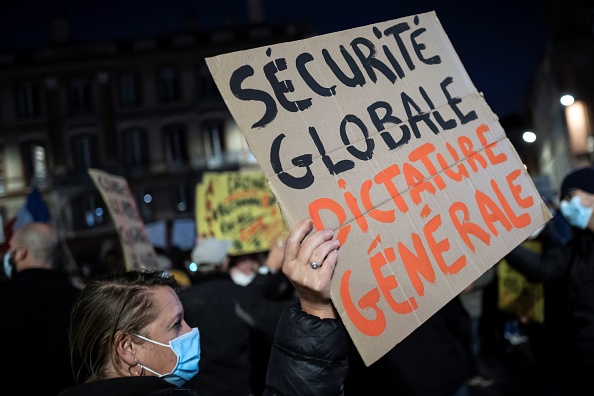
[
  {"xmin": 206, "ymin": 12, "xmax": 550, "ymax": 365},
  {"xmin": 196, "ymin": 170, "xmax": 287, "ymax": 255},
  {"xmin": 88, "ymin": 168, "xmax": 158, "ymax": 271}
]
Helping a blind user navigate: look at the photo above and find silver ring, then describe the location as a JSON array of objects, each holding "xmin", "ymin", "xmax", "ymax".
[{"xmin": 309, "ymin": 261, "xmax": 319, "ymax": 270}]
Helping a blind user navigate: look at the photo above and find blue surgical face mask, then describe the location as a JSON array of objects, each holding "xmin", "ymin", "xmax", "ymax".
[
  {"xmin": 560, "ymin": 195, "xmax": 593, "ymax": 230},
  {"xmin": 134, "ymin": 327, "xmax": 200, "ymax": 387},
  {"xmin": 3, "ymin": 251, "xmax": 14, "ymax": 279}
]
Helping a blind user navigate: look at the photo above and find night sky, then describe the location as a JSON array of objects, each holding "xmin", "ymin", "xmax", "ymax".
[{"xmin": 0, "ymin": 0, "xmax": 548, "ymax": 120}]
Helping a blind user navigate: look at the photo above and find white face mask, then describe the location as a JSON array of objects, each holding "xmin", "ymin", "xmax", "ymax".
[
  {"xmin": 230, "ymin": 270, "xmax": 256, "ymax": 286},
  {"xmin": 560, "ymin": 195, "xmax": 593, "ymax": 230}
]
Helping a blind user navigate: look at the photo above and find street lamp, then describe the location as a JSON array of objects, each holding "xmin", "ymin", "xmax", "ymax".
[
  {"xmin": 561, "ymin": 95, "xmax": 591, "ymax": 159},
  {"xmin": 560, "ymin": 94, "xmax": 575, "ymax": 106},
  {"xmin": 522, "ymin": 131, "xmax": 536, "ymax": 143}
]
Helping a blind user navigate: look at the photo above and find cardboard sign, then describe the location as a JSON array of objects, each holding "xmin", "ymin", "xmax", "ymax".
[
  {"xmin": 206, "ymin": 11, "xmax": 551, "ymax": 365},
  {"xmin": 195, "ymin": 170, "xmax": 288, "ymax": 255},
  {"xmin": 88, "ymin": 168, "xmax": 159, "ymax": 271}
]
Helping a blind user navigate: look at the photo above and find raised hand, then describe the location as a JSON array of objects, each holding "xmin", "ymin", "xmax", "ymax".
[{"xmin": 282, "ymin": 218, "xmax": 341, "ymax": 319}]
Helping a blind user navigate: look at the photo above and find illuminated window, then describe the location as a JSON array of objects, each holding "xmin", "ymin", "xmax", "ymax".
[
  {"xmin": 202, "ymin": 120, "xmax": 225, "ymax": 167},
  {"xmin": 72, "ymin": 192, "xmax": 105, "ymax": 229},
  {"xmin": 20, "ymin": 141, "xmax": 48, "ymax": 188}
]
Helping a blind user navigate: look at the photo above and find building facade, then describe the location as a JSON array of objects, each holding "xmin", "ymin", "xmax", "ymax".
[
  {"xmin": 0, "ymin": 16, "xmax": 316, "ymax": 261},
  {"xmin": 525, "ymin": 0, "xmax": 594, "ymax": 191}
]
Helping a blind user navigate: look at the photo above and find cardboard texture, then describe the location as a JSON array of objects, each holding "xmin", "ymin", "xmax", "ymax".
[
  {"xmin": 206, "ymin": 11, "xmax": 552, "ymax": 366},
  {"xmin": 88, "ymin": 168, "xmax": 158, "ymax": 271},
  {"xmin": 195, "ymin": 170, "xmax": 288, "ymax": 255}
]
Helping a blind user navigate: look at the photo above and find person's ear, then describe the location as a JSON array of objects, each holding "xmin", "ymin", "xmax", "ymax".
[
  {"xmin": 13, "ymin": 247, "xmax": 27, "ymax": 267},
  {"xmin": 115, "ymin": 331, "xmax": 138, "ymax": 367}
]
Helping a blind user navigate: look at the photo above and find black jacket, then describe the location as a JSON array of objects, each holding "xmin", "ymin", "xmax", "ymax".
[
  {"xmin": 177, "ymin": 272, "xmax": 287, "ymax": 396},
  {"xmin": 264, "ymin": 303, "xmax": 349, "ymax": 396},
  {"xmin": 58, "ymin": 303, "xmax": 349, "ymax": 396},
  {"xmin": 0, "ymin": 268, "xmax": 80, "ymax": 396},
  {"xmin": 57, "ymin": 377, "xmax": 196, "ymax": 396},
  {"xmin": 506, "ymin": 225, "xmax": 594, "ymax": 365}
]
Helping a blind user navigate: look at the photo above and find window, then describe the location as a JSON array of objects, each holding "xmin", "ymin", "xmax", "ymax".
[
  {"xmin": 173, "ymin": 183, "xmax": 191, "ymax": 213},
  {"xmin": 119, "ymin": 72, "xmax": 141, "ymax": 106},
  {"xmin": 72, "ymin": 192, "xmax": 106, "ymax": 229},
  {"xmin": 197, "ymin": 64, "xmax": 219, "ymax": 99},
  {"xmin": 16, "ymin": 82, "xmax": 40, "ymax": 117},
  {"xmin": 202, "ymin": 120, "xmax": 226, "ymax": 167},
  {"xmin": 69, "ymin": 77, "xmax": 92, "ymax": 116},
  {"xmin": 133, "ymin": 188, "xmax": 154, "ymax": 223},
  {"xmin": 0, "ymin": 146, "xmax": 5, "ymax": 194},
  {"xmin": 123, "ymin": 128, "xmax": 149, "ymax": 172},
  {"xmin": 158, "ymin": 67, "xmax": 179, "ymax": 102},
  {"xmin": 163, "ymin": 124, "xmax": 188, "ymax": 168},
  {"xmin": 20, "ymin": 141, "xmax": 48, "ymax": 188},
  {"xmin": 71, "ymin": 134, "xmax": 99, "ymax": 171}
]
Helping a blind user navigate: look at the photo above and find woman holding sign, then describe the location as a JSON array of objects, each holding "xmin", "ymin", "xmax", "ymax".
[{"xmin": 58, "ymin": 218, "xmax": 348, "ymax": 396}]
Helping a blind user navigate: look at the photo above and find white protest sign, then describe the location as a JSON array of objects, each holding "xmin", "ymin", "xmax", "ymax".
[{"xmin": 88, "ymin": 168, "xmax": 159, "ymax": 271}]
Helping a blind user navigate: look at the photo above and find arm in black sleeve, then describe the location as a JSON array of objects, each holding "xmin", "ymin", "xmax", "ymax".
[
  {"xmin": 263, "ymin": 303, "xmax": 349, "ymax": 396},
  {"xmin": 505, "ymin": 223, "xmax": 570, "ymax": 283}
]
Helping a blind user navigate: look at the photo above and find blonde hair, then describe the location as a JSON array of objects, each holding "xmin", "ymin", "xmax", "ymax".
[{"xmin": 68, "ymin": 270, "xmax": 179, "ymax": 382}]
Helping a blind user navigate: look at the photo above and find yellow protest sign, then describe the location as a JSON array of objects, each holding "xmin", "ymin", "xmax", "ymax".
[
  {"xmin": 498, "ymin": 239, "xmax": 545, "ymax": 323},
  {"xmin": 196, "ymin": 170, "xmax": 287, "ymax": 255}
]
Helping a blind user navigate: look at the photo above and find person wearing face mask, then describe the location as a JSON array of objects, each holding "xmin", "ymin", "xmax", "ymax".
[
  {"xmin": 59, "ymin": 218, "xmax": 348, "ymax": 396},
  {"xmin": 504, "ymin": 166, "xmax": 594, "ymax": 395},
  {"xmin": 178, "ymin": 238, "xmax": 291, "ymax": 396},
  {"xmin": 0, "ymin": 222, "xmax": 81, "ymax": 395}
]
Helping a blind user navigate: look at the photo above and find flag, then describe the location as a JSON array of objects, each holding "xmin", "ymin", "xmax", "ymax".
[
  {"xmin": 13, "ymin": 187, "xmax": 51, "ymax": 231},
  {"xmin": 1, "ymin": 187, "xmax": 51, "ymax": 251}
]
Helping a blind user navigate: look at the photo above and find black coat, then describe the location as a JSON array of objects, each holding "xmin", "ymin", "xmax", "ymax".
[
  {"xmin": 264, "ymin": 303, "xmax": 349, "ymax": 396},
  {"xmin": 177, "ymin": 272, "xmax": 288, "ymax": 396},
  {"xmin": 58, "ymin": 376, "xmax": 197, "ymax": 396},
  {"xmin": 506, "ymin": 224, "xmax": 594, "ymax": 394},
  {"xmin": 0, "ymin": 268, "xmax": 80, "ymax": 396}
]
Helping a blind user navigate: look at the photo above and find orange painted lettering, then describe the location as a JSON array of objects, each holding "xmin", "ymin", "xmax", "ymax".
[
  {"xmin": 340, "ymin": 269, "xmax": 386, "ymax": 336},
  {"xmin": 492, "ymin": 176, "xmax": 531, "ymax": 228},
  {"xmin": 308, "ymin": 197, "xmax": 351, "ymax": 246},
  {"xmin": 400, "ymin": 232, "xmax": 435, "ymax": 296},
  {"xmin": 449, "ymin": 201, "xmax": 491, "ymax": 252},
  {"xmin": 370, "ymin": 248, "xmax": 417, "ymax": 314},
  {"xmin": 476, "ymin": 189, "xmax": 512, "ymax": 236},
  {"xmin": 403, "ymin": 162, "xmax": 437, "ymax": 205}
]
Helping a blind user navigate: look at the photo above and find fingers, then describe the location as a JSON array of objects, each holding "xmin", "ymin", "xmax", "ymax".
[
  {"xmin": 298, "ymin": 228, "xmax": 335, "ymax": 268},
  {"xmin": 284, "ymin": 218, "xmax": 314, "ymax": 263},
  {"xmin": 282, "ymin": 219, "xmax": 341, "ymax": 310}
]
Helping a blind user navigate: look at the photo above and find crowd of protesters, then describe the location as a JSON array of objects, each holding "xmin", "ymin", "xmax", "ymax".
[{"xmin": 2, "ymin": 165, "xmax": 594, "ymax": 395}]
